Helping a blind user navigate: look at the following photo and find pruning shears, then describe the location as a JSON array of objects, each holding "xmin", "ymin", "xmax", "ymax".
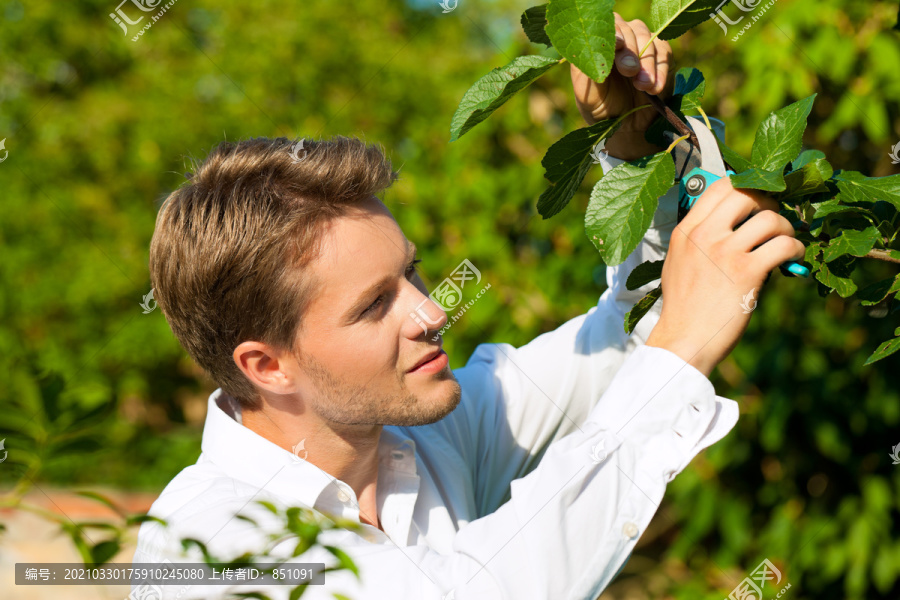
[{"xmin": 649, "ymin": 97, "xmax": 810, "ymax": 278}]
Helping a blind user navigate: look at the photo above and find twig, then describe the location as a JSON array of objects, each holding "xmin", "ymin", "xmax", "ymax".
[
  {"xmin": 866, "ymin": 249, "xmax": 900, "ymax": 264},
  {"xmin": 642, "ymin": 92, "xmax": 699, "ymax": 148}
]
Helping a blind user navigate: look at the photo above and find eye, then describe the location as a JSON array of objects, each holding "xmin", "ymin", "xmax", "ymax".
[{"xmin": 361, "ymin": 258, "xmax": 422, "ymax": 317}]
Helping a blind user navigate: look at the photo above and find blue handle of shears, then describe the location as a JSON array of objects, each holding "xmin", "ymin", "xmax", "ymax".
[{"xmin": 678, "ymin": 168, "xmax": 810, "ymax": 278}]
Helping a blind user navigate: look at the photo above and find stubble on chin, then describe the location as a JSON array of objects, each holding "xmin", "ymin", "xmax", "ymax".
[{"xmin": 300, "ymin": 352, "xmax": 462, "ymax": 427}]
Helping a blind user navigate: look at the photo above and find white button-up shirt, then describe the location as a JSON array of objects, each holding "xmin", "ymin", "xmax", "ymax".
[{"xmin": 134, "ymin": 119, "xmax": 738, "ymax": 600}]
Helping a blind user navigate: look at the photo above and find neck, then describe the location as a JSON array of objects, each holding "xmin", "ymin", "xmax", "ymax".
[{"xmin": 241, "ymin": 404, "xmax": 383, "ymax": 529}]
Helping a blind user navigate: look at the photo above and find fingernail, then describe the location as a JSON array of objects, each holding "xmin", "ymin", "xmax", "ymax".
[
  {"xmin": 615, "ymin": 33, "xmax": 624, "ymax": 45},
  {"xmin": 637, "ymin": 71, "xmax": 652, "ymax": 83},
  {"xmin": 621, "ymin": 56, "xmax": 638, "ymax": 68}
]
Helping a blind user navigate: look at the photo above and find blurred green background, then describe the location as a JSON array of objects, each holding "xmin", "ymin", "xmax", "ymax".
[{"xmin": 1, "ymin": 0, "xmax": 899, "ymax": 598}]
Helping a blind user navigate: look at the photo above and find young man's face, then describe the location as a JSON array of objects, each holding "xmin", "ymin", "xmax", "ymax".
[{"xmin": 290, "ymin": 195, "xmax": 461, "ymax": 427}]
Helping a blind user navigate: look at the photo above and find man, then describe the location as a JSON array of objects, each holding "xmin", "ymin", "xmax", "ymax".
[{"xmin": 134, "ymin": 15, "xmax": 805, "ymax": 600}]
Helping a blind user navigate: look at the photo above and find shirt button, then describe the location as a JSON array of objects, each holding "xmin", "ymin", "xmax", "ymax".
[
  {"xmin": 337, "ymin": 488, "xmax": 351, "ymax": 503},
  {"xmin": 622, "ymin": 522, "xmax": 639, "ymax": 539}
]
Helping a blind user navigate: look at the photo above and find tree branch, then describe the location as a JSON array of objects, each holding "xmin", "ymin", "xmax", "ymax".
[
  {"xmin": 642, "ymin": 92, "xmax": 699, "ymax": 148},
  {"xmin": 866, "ymin": 249, "xmax": 900, "ymax": 264}
]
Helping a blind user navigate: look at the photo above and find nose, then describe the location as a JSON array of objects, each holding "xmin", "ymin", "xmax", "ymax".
[{"xmin": 407, "ymin": 289, "xmax": 447, "ymax": 336}]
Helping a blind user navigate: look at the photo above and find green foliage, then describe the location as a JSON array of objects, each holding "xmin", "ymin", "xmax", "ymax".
[
  {"xmin": 449, "ymin": 55, "xmax": 561, "ymax": 142},
  {"xmin": 545, "ymin": 0, "xmax": 617, "ymax": 82},
  {"xmin": 537, "ymin": 116, "xmax": 623, "ymax": 217},
  {"xmin": 2, "ymin": 0, "xmax": 900, "ymax": 598},
  {"xmin": 648, "ymin": 0, "xmax": 721, "ymax": 41},
  {"xmin": 625, "ymin": 258, "xmax": 665, "ymax": 290},
  {"xmin": 451, "ymin": 1, "xmax": 900, "ymax": 597},
  {"xmin": 585, "ymin": 151, "xmax": 675, "ymax": 265},
  {"xmin": 520, "ymin": 4, "xmax": 552, "ymax": 47}
]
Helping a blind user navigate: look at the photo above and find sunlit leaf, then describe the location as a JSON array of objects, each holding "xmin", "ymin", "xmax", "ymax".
[
  {"xmin": 585, "ymin": 152, "xmax": 675, "ymax": 266},
  {"xmin": 649, "ymin": 0, "xmax": 722, "ymax": 41},
  {"xmin": 545, "ymin": 0, "xmax": 616, "ymax": 82},
  {"xmin": 450, "ymin": 55, "xmax": 560, "ymax": 142}
]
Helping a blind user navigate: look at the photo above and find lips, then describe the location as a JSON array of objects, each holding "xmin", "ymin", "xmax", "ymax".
[{"xmin": 408, "ymin": 348, "xmax": 442, "ymax": 372}]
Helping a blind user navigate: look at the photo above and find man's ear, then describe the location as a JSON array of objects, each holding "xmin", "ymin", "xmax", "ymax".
[{"xmin": 232, "ymin": 341, "xmax": 299, "ymax": 395}]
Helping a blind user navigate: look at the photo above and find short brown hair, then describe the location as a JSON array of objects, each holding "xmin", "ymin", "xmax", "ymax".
[{"xmin": 149, "ymin": 136, "xmax": 399, "ymax": 409}]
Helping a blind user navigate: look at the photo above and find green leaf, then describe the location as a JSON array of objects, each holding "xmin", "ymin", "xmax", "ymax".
[
  {"xmin": 673, "ymin": 67, "xmax": 706, "ymax": 112},
  {"xmin": 649, "ymin": 0, "xmax": 722, "ymax": 41},
  {"xmin": 814, "ymin": 257, "xmax": 857, "ymax": 298},
  {"xmin": 626, "ymin": 260, "xmax": 665, "ymax": 291},
  {"xmin": 89, "ymin": 540, "xmax": 120, "ymax": 566},
  {"xmin": 857, "ymin": 275, "xmax": 900, "ymax": 306},
  {"xmin": 777, "ymin": 158, "xmax": 833, "ymax": 201},
  {"xmin": 805, "ymin": 241, "xmax": 824, "ymax": 270},
  {"xmin": 521, "ymin": 5, "xmax": 552, "ymax": 47},
  {"xmin": 449, "ymin": 55, "xmax": 560, "ymax": 142},
  {"xmin": 233, "ymin": 593, "xmax": 273, "ymax": 599},
  {"xmin": 833, "ymin": 171, "xmax": 900, "ymax": 211},
  {"xmin": 716, "ymin": 138, "xmax": 751, "ymax": 172},
  {"xmin": 324, "ymin": 545, "xmax": 360, "ymax": 579},
  {"xmin": 625, "ymin": 285, "xmax": 662, "ymax": 334},
  {"xmin": 822, "ymin": 226, "xmax": 879, "ymax": 262},
  {"xmin": 545, "ymin": 0, "xmax": 616, "ymax": 83},
  {"xmin": 791, "ymin": 149, "xmax": 827, "ymax": 172},
  {"xmin": 256, "ymin": 500, "xmax": 280, "ymax": 515},
  {"xmin": 864, "ymin": 334, "xmax": 900, "ymax": 365},
  {"xmin": 812, "ymin": 199, "xmax": 872, "ymax": 220},
  {"xmin": 74, "ymin": 491, "xmax": 125, "ymax": 517},
  {"xmin": 750, "ymin": 94, "xmax": 817, "ymax": 172},
  {"xmin": 290, "ymin": 584, "xmax": 308, "ymax": 600},
  {"xmin": 585, "ymin": 152, "xmax": 675, "ymax": 266},
  {"xmin": 730, "ymin": 168, "xmax": 787, "ymax": 192},
  {"xmin": 125, "ymin": 514, "xmax": 167, "ymax": 527},
  {"xmin": 538, "ymin": 117, "xmax": 622, "ymax": 218}
]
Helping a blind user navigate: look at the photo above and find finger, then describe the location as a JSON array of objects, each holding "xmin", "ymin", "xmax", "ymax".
[
  {"xmin": 628, "ymin": 20, "xmax": 657, "ymax": 91},
  {"xmin": 614, "ymin": 15, "xmax": 640, "ymax": 77},
  {"xmin": 705, "ymin": 185, "xmax": 781, "ymax": 232},
  {"xmin": 652, "ymin": 39, "xmax": 673, "ymax": 96},
  {"xmin": 749, "ymin": 235, "xmax": 807, "ymax": 274},
  {"xmin": 726, "ymin": 210, "xmax": 798, "ymax": 254},
  {"xmin": 678, "ymin": 177, "xmax": 736, "ymax": 231},
  {"xmin": 614, "ymin": 24, "xmax": 625, "ymax": 50}
]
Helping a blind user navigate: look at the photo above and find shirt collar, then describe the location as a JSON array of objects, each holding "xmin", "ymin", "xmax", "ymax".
[{"xmin": 200, "ymin": 388, "xmax": 418, "ymax": 517}]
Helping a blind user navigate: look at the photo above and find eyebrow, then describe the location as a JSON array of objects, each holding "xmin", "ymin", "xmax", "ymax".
[{"xmin": 342, "ymin": 240, "xmax": 417, "ymax": 321}]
